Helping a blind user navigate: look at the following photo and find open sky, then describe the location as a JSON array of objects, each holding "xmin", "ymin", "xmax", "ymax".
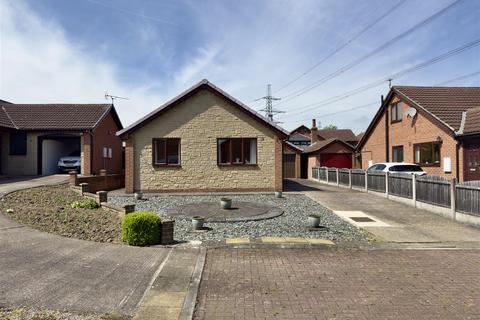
[{"xmin": 1, "ymin": 0, "xmax": 479, "ymax": 133}]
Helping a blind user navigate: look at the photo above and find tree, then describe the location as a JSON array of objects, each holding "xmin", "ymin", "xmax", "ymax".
[{"xmin": 323, "ymin": 124, "xmax": 337, "ymax": 130}]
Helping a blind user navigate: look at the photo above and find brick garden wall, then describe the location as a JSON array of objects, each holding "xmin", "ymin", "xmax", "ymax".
[{"xmin": 71, "ymin": 173, "xmax": 125, "ymax": 193}]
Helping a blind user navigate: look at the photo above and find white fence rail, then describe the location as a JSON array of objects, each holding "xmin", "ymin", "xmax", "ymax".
[{"xmin": 312, "ymin": 166, "xmax": 480, "ymax": 226}]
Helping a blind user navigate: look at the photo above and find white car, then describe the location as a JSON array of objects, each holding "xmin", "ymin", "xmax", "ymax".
[
  {"xmin": 367, "ymin": 162, "xmax": 426, "ymax": 175},
  {"xmin": 58, "ymin": 156, "xmax": 81, "ymax": 172}
]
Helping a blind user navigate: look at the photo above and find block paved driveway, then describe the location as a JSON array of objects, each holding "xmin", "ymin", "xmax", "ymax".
[
  {"xmin": 194, "ymin": 248, "xmax": 480, "ymax": 320},
  {"xmin": 0, "ymin": 175, "xmax": 68, "ymax": 197}
]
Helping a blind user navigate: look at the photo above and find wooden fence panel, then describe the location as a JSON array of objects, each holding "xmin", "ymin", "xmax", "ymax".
[
  {"xmin": 388, "ymin": 173, "xmax": 413, "ymax": 199},
  {"xmin": 456, "ymin": 181, "xmax": 480, "ymax": 216},
  {"xmin": 319, "ymin": 167, "xmax": 327, "ymax": 181},
  {"xmin": 367, "ymin": 172, "xmax": 386, "ymax": 193},
  {"xmin": 351, "ymin": 169, "xmax": 365, "ymax": 188},
  {"xmin": 328, "ymin": 169, "xmax": 337, "ymax": 184},
  {"xmin": 338, "ymin": 170, "xmax": 350, "ymax": 185},
  {"xmin": 416, "ymin": 175, "xmax": 451, "ymax": 207}
]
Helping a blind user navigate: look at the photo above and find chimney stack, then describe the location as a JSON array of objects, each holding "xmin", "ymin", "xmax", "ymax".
[{"xmin": 311, "ymin": 118, "xmax": 319, "ymax": 143}]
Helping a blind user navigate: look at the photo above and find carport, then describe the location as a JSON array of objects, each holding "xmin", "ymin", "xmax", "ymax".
[{"xmin": 37, "ymin": 134, "xmax": 81, "ymax": 175}]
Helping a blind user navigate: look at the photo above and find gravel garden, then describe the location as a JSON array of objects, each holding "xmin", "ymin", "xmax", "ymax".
[{"xmin": 108, "ymin": 193, "xmax": 372, "ymax": 244}]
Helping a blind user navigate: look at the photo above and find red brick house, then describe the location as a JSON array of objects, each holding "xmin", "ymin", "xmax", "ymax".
[
  {"xmin": 0, "ymin": 103, "xmax": 123, "ymax": 176},
  {"xmin": 357, "ymin": 86, "xmax": 480, "ymax": 181},
  {"xmin": 284, "ymin": 120, "xmax": 358, "ymax": 178}
]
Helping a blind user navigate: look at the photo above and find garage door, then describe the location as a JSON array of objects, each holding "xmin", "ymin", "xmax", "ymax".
[
  {"xmin": 320, "ymin": 153, "xmax": 352, "ymax": 169},
  {"xmin": 283, "ymin": 154, "xmax": 296, "ymax": 178}
]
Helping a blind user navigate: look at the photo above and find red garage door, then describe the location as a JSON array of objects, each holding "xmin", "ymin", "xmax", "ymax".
[{"xmin": 320, "ymin": 153, "xmax": 352, "ymax": 169}]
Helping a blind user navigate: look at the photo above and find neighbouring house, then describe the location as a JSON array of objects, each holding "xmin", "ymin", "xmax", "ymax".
[
  {"xmin": 357, "ymin": 86, "xmax": 480, "ymax": 182},
  {"xmin": 283, "ymin": 120, "xmax": 358, "ymax": 178},
  {"xmin": 0, "ymin": 103, "xmax": 123, "ymax": 176},
  {"xmin": 116, "ymin": 79, "xmax": 288, "ymax": 193}
]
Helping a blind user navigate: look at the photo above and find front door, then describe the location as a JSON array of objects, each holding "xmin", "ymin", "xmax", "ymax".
[{"xmin": 464, "ymin": 139, "xmax": 480, "ymax": 181}]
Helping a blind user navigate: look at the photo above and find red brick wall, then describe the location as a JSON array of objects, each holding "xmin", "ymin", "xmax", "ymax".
[
  {"xmin": 92, "ymin": 112, "xmax": 123, "ymax": 174},
  {"xmin": 74, "ymin": 174, "xmax": 125, "ymax": 193},
  {"xmin": 360, "ymin": 94, "xmax": 464, "ymax": 180}
]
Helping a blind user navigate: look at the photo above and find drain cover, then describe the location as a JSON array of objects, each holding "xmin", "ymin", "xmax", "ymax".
[{"xmin": 350, "ymin": 217, "xmax": 375, "ymax": 222}]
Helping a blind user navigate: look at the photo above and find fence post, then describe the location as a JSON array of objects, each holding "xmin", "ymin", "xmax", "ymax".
[
  {"xmin": 326, "ymin": 168, "xmax": 329, "ymax": 184},
  {"xmin": 412, "ymin": 174, "xmax": 417, "ymax": 208},
  {"xmin": 336, "ymin": 168, "xmax": 339, "ymax": 187},
  {"xmin": 385, "ymin": 172, "xmax": 389, "ymax": 198},
  {"xmin": 364, "ymin": 171, "xmax": 368, "ymax": 192},
  {"xmin": 349, "ymin": 169, "xmax": 352, "ymax": 189},
  {"xmin": 450, "ymin": 178, "xmax": 457, "ymax": 220}
]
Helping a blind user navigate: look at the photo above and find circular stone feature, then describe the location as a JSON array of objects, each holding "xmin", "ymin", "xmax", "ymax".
[{"xmin": 166, "ymin": 201, "xmax": 283, "ymax": 222}]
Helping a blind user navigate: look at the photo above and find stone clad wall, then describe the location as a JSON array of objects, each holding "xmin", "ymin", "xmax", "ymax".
[{"xmin": 131, "ymin": 89, "xmax": 279, "ymax": 192}]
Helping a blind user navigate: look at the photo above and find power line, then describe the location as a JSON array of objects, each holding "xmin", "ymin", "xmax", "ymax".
[
  {"xmin": 284, "ymin": 68, "xmax": 480, "ymax": 125},
  {"xmin": 277, "ymin": 0, "xmax": 464, "ymax": 104},
  {"xmin": 434, "ymin": 70, "xmax": 480, "ymax": 86},
  {"xmin": 274, "ymin": 0, "xmax": 407, "ymax": 93},
  {"xmin": 277, "ymin": 38, "xmax": 480, "ymax": 118}
]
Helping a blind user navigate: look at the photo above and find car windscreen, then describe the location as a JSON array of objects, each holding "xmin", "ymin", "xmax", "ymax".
[{"xmin": 389, "ymin": 165, "xmax": 423, "ymax": 172}]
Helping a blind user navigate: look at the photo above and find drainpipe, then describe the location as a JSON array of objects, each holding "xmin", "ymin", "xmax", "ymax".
[
  {"xmin": 456, "ymin": 140, "xmax": 462, "ymax": 182},
  {"xmin": 383, "ymin": 95, "xmax": 389, "ymax": 162}
]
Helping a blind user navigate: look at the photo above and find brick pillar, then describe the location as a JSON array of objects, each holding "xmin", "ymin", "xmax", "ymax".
[
  {"xmin": 69, "ymin": 171, "xmax": 78, "ymax": 186},
  {"xmin": 125, "ymin": 138, "xmax": 135, "ymax": 194},
  {"xmin": 81, "ymin": 133, "xmax": 92, "ymax": 176},
  {"xmin": 274, "ymin": 136, "xmax": 283, "ymax": 191}
]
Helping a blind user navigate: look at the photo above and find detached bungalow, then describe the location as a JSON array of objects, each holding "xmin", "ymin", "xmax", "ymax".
[
  {"xmin": 0, "ymin": 103, "xmax": 123, "ymax": 176},
  {"xmin": 357, "ymin": 86, "xmax": 480, "ymax": 181},
  {"xmin": 116, "ymin": 79, "xmax": 288, "ymax": 193}
]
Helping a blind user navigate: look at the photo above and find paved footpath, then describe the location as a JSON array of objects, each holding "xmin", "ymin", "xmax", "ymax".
[
  {"xmin": 0, "ymin": 175, "xmax": 68, "ymax": 196},
  {"xmin": 285, "ymin": 179, "xmax": 480, "ymax": 247},
  {"xmin": 194, "ymin": 248, "xmax": 480, "ymax": 320}
]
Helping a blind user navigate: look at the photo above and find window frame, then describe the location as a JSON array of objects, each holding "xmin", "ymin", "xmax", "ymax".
[
  {"xmin": 9, "ymin": 131, "xmax": 27, "ymax": 156},
  {"xmin": 391, "ymin": 102, "xmax": 403, "ymax": 123},
  {"xmin": 217, "ymin": 138, "xmax": 258, "ymax": 166},
  {"xmin": 392, "ymin": 145, "xmax": 404, "ymax": 162},
  {"xmin": 152, "ymin": 138, "xmax": 181, "ymax": 167},
  {"xmin": 413, "ymin": 142, "xmax": 441, "ymax": 167}
]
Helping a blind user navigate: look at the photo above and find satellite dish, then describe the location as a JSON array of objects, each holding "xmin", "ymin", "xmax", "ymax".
[{"xmin": 406, "ymin": 107, "xmax": 417, "ymax": 118}]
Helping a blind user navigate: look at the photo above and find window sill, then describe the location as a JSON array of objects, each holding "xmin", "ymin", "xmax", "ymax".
[
  {"xmin": 390, "ymin": 120, "xmax": 402, "ymax": 124},
  {"xmin": 152, "ymin": 164, "xmax": 181, "ymax": 168},
  {"xmin": 218, "ymin": 163, "xmax": 258, "ymax": 167}
]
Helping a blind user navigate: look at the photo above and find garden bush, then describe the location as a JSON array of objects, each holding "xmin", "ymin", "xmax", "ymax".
[
  {"xmin": 71, "ymin": 198, "xmax": 100, "ymax": 209},
  {"xmin": 121, "ymin": 211, "xmax": 161, "ymax": 246}
]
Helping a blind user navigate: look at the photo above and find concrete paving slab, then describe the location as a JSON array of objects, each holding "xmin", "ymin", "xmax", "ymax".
[
  {"xmin": 225, "ymin": 237, "xmax": 250, "ymax": 244},
  {"xmin": 334, "ymin": 210, "xmax": 391, "ymax": 227}
]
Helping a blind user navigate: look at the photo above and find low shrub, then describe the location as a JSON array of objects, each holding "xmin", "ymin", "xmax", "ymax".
[
  {"xmin": 71, "ymin": 198, "xmax": 100, "ymax": 209},
  {"xmin": 122, "ymin": 211, "xmax": 161, "ymax": 246}
]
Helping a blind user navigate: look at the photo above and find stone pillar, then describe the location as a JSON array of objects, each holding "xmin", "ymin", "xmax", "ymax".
[
  {"xmin": 274, "ymin": 136, "xmax": 283, "ymax": 192},
  {"xmin": 125, "ymin": 138, "xmax": 135, "ymax": 194},
  {"xmin": 123, "ymin": 204, "xmax": 135, "ymax": 214},
  {"xmin": 81, "ymin": 133, "xmax": 92, "ymax": 176},
  {"xmin": 160, "ymin": 220, "xmax": 175, "ymax": 245},
  {"xmin": 96, "ymin": 191, "xmax": 108, "ymax": 203},
  {"xmin": 79, "ymin": 183, "xmax": 89, "ymax": 195}
]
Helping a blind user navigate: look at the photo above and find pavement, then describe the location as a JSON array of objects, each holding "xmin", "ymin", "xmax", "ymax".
[
  {"xmin": 0, "ymin": 175, "xmax": 206, "ymax": 319},
  {"xmin": 194, "ymin": 248, "xmax": 480, "ymax": 320},
  {"xmin": 0, "ymin": 214, "xmax": 171, "ymax": 316},
  {"xmin": 0, "ymin": 174, "xmax": 69, "ymax": 196},
  {"xmin": 285, "ymin": 179, "xmax": 480, "ymax": 248}
]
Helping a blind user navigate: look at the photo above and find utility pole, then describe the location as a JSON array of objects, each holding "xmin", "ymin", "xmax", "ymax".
[{"xmin": 256, "ymin": 84, "xmax": 284, "ymax": 122}]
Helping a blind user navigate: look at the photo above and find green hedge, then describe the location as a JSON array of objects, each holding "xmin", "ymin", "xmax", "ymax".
[{"xmin": 121, "ymin": 211, "xmax": 161, "ymax": 246}]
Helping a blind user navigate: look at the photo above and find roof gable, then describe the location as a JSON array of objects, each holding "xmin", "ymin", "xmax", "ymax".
[
  {"xmin": 356, "ymin": 86, "xmax": 480, "ymax": 150},
  {"xmin": 117, "ymin": 79, "xmax": 288, "ymax": 138},
  {"xmin": 303, "ymin": 138, "xmax": 355, "ymax": 154},
  {"xmin": 463, "ymin": 107, "xmax": 480, "ymax": 134},
  {"xmin": 317, "ymin": 129, "xmax": 357, "ymax": 142},
  {"xmin": 0, "ymin": 103, "xmax": 122, "ymax": 131}
]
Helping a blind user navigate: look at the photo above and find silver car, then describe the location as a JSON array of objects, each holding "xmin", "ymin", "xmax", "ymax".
[{"xmin": 58, "ymin": 156, "xmax": 81, "ymax": 172}]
